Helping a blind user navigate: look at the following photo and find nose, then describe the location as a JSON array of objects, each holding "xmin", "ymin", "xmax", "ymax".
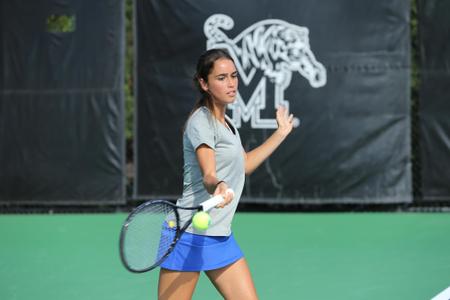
[{"xmin": 227, "ymin": 76, "xmax": 236, "ymax": 87}]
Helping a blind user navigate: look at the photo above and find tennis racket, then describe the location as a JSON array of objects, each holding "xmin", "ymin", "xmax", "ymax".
[{"xmin": 119, "ymin": 189, "xmax": 234, "ymax": 273}]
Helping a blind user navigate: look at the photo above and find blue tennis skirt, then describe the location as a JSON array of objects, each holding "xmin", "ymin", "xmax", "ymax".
[{"xmin": 160, "ymin": 229, "xmax": 244, "ymax": 272}]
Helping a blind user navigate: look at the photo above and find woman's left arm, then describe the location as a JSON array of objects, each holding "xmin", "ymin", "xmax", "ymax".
[{"xmin": 243, "ymin": 106, "xmax": 294, "ymax": 175}]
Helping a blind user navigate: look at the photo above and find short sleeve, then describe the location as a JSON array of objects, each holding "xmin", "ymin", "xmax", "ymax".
[{"xmin": 185, "ymin": 107, "xmax": 216, "ymax": 150}]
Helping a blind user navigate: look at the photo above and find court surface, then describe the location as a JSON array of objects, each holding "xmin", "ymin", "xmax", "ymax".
[{"xmin": 1, "ymin": 212, "xmax": 449, "ymax": 300}]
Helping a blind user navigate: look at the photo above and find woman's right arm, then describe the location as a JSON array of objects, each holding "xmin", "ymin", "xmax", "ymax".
[{"xmin": 196, "ymin": 144, "xmax": 233, "ymax": 207}]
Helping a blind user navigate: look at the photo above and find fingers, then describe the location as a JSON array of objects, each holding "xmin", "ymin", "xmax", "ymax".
[
  {"xmin": 276, "ymin": 106, "xmax": 292, "ymax": 119},
  {"xmin": 224, "ymin": 188, "xmax": 234, "ymax": 203},
  {"xmin": 276, "ymin": 106, "xmax": 287, "ymax": 118},
  {"xmin": 217, "ymin": 189, "xmax": 234, "ymax": 208},
  {"xmin": 274, "ymin": 106, "xmax": 295, "ymax": 137},
  {"xmin": 288, "ymin": 113, "xmax": 294, "ymax": 122},
  {"xmin": 276, "ymin": 106, "xmax": 294, "ymax": 126},
  {"xmin": 213, "ymin": 183, "xmax": 234, "ymax": 208}
]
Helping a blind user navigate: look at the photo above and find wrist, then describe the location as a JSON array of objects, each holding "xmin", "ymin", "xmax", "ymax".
[
  {"xmin": 216, "ymin": 180, "xmax": 227, "ymax": 188},
  {"xmin": 274, "ymin": 128, "xmax": 289, "ymax": 139}
]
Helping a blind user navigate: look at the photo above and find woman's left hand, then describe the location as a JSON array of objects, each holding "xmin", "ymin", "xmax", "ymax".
[{"xmin": 275, "ymin": 106, "xmax": 294, "ymax": 137}]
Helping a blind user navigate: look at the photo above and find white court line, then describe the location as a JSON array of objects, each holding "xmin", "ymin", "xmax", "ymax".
[{"xmin": 432, "ymin": 286, "xmax": 450, "ymax": 300}]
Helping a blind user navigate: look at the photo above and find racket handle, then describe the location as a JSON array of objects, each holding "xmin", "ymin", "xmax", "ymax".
[{"xmin": 201, "ymin": 189, "xmax": 234, "ymax": 211}]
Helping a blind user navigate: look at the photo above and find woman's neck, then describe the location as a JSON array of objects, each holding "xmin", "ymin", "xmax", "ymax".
[{"xmin": 211, "ymin": 103, "xmax": 227, "ymax": 123}]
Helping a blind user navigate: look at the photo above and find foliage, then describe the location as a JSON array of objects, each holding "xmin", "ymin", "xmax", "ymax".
[
  {"xmin": 46, "ymin": 14, "xmax": 76, "ymax": 33},
  {"xmin": 410, "ymin": 0, "xmax": 421, "ymax": 197},
  {"xmin": 125, "ymin": 0, "xmax": 134, "ymax": 141},
  {"xmin": 411, "ymin": 0, "xmax": 420, "ymax": 96}
]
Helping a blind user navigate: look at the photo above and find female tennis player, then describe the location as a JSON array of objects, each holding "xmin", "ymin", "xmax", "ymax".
[{"xmin": 157, "ymin": 48, "xmax": 294, "ymax": 299}]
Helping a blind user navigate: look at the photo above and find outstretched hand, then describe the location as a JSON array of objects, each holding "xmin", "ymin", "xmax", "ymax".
[{"xmin": 275, "ymin": 106, "xmax": 294, "ymax": 137}]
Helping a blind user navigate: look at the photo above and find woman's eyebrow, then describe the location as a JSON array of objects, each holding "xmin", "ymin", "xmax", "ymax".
[{"xmin": 214, "ymin": 70, "xmax": 238, "ymax": 78}]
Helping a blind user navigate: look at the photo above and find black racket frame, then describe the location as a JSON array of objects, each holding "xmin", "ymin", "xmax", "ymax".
[{"xmin": 119, "ymin": 200, "xmax": 202, "ymax": 273}]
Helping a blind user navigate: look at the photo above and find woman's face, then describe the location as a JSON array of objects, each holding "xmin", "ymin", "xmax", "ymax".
[{"xmin": 200, "ymin": 58, "xmax": 238, "ymax": 106}]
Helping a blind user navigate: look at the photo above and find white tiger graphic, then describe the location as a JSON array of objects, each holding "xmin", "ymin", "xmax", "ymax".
[{"xmin": 204, "ymin": 14, "xmax": 327, "ymax": 128}]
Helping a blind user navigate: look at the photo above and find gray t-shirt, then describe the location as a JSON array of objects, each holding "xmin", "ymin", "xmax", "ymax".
[{"xmin": 177, "ymin": 106, "xmax": 245, "ymax": 236}]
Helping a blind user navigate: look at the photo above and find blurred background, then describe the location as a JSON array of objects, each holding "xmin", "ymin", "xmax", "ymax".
[
  {"xmin": 1, "ymin": 0, "xmax": 449, "ymax": 210},
  {"xmin": 1, "ymin": 1, "xmax": 449, "ymax": 299}
]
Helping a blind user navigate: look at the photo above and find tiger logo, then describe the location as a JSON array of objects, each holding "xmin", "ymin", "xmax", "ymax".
[{"xmin": 204, "ymin": 14, "xmax": 327, "ymax": 128}]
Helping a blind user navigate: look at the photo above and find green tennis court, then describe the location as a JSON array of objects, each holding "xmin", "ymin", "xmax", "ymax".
[{"xmin": 1, "ymin": 212, "xmax": 449, "ymax": 300}]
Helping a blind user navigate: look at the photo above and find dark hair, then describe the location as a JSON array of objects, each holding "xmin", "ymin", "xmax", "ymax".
[{"xmin": 191, "ymin": 48, "xmax": 235, "ymax": 113}]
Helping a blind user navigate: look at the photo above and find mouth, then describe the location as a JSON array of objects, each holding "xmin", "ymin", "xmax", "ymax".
[{"xmin": 227, "ymin": 91, "xmax": 236, "ymax": 96}]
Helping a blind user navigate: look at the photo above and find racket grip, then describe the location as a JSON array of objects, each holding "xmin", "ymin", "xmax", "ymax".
[{"xmin": 201, "ymin": 189, "xmax": 234, "ymax": 211}]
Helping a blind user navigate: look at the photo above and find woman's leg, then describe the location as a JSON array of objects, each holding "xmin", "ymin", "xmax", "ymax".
[
  {"xmin": 205, "ymin": 258, "xmax": 258, "ymax": 300},
  {"xmin": 158, "ymin": 268, "xmax": 200, "ymax": 300}
]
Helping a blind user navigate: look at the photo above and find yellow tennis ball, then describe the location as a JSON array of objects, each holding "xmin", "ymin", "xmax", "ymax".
[
  {"xmin": 192, "ymin": 211, "xmax": 211, "ymax": 231},
  {"xmin": 168, "ymin": 220, "xmax": 176, "ymax": 228}
]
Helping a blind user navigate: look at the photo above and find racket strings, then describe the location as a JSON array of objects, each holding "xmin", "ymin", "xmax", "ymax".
[{"xmin": 122, "ymin": 202, "xmax": 177, "ymax": 272}]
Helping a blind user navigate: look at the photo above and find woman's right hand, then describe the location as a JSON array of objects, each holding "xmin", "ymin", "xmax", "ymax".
[{"xmin": 213, "ymin": 181, "xmax": 234, "ymax": 208}]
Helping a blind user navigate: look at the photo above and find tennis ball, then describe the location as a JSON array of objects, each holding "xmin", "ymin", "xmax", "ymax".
[
  {"xmin": 192, "ymin": 211, "xmax": 211, "ymax": 231},
  {"xmin": 168, "ymin": 220, "xmax": 176, "ymax": 228}
]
